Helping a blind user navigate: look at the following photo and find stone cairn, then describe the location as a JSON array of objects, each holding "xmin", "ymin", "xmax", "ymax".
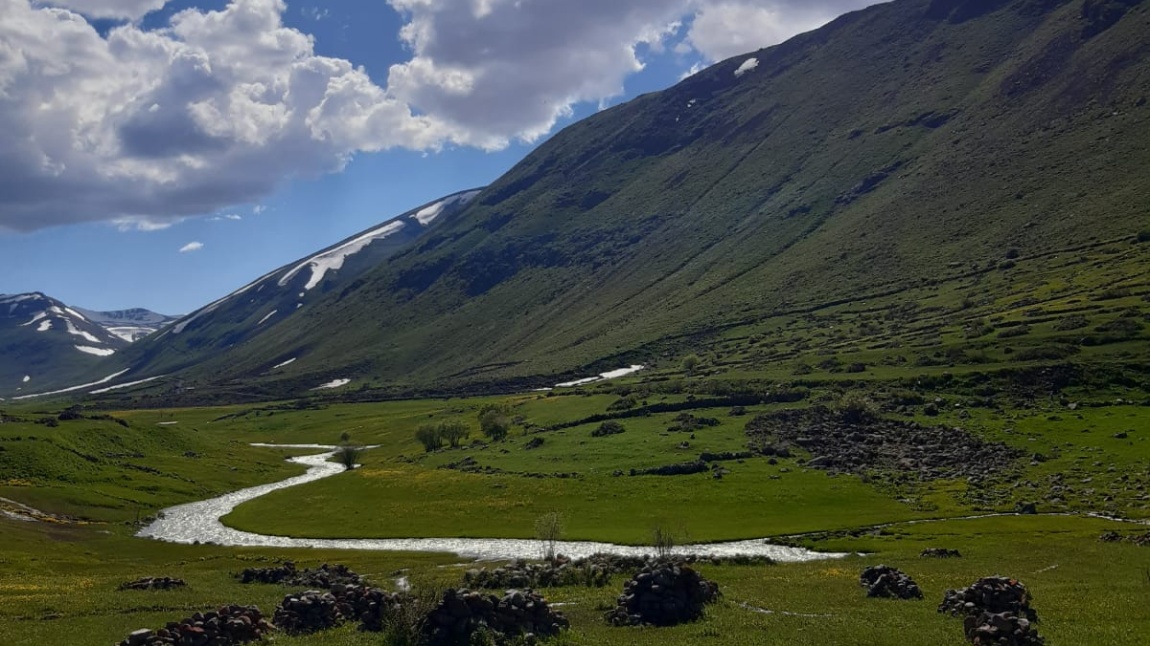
[
  {"xmin": 859, "ymin": 565, "xmax": 923, "ymax": 600},
  {"xmin": 118, "ymin": 605, "xmax": 270, "ymax": 646},
  {"xmin": 939, "ymin": 577, "xmax": 1042, "ymax": 645},
  {"xmin": 236, "ymin": 561, "xmax": 363, "ymax": 588},
  {"xmin": 920, "ymin": 548, "xmax": 962, "ymax": 558},
  {"xmin": 271, "ymin": 582, "xmax": 406, "ymax": 634},
  {"xmin": 604, "ymin": 561, "xmax": 720, "ymax": 627},
  {"xmin": 423, "ymin": 588, "xmax": 569, "ymax": 646},
  {"xmin": 118, "ymin": 576, "xmax": 188, "ymax": 591}
]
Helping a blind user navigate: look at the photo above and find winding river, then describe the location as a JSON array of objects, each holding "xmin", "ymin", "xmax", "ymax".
[{"xmin": 137, "ymin": 444, "xmax": 847, "ymax": 562}]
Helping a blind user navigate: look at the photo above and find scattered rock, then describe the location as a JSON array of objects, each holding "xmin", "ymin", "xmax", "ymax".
[
  {"xmin": 237, "ymin": 561, "xmax": 363, "ymax": 589},
  {"xmin": 463, "ymin": 553, "xmax": 772, "ymax": 590},
  {"xmin": 118, "ymin": 577, "xmax": 187, "ymax": 591},
  {"xmin": 604, "ymin": 561, "xmax": 720, "ymax": 626},
  {"xmin": 920, "ymin": 548, "xmax": 962, "ymax": 558},
  {"xmin": 1098, "ymin": 531, "xmax": 1122, "ymax": 543},
  {"xmin": 859, "ymin": 565, "xmax": 923, "ymax": 600},
  {"xmin": 745, "ymin": 407, "xmax": 1023, "ymax": 481}
]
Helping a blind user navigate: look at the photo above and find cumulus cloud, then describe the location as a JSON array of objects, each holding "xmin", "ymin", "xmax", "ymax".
[
  {"xmin": 1, "ymin": 0, "xmax": 456, "ymax": 232},
  {"xmin": 1, "ymin": 0, "xmax": 878, "ymax": 233},
  {"xmin": 35, "ymin": 0, "xmax": 169, "ymax": 20},
  {"xmin": 179, "ymin": 241, "xmax": 203, "ymax": 252}
]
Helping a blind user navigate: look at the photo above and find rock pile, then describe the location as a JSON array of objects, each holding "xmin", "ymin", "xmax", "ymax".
[
  {"xmin": 118, "ymin": 576, "xmax": 187, "ymax": 591},
  {"xmin": 236, "ymin": 561, "xmax": 363, "ymax": 588},
  {"xmin": 117, "ymin": 605, "xmax": 269, "ymax": 646},
  {"xmin": 273, "ymin": 590, "xmax": 340, "ymax": 634},
  {"xmin": 745, "ymin": 407, "xmax": 1023, "ymax": 480},
  {"xmin": 963, "ymin": 611, "xmax": 1045, "ymax": 645},
  {"xmin": 423, "ymin": 588, "xmax": 568, "ymax": 646},
  {"xmin": 939, "ymin": 577, "xmax": 1038, "ymax": 622},
  {"xmin": 859, "ymin": 565, "xmax": 923, "ymax": 599},
  {"xmin": 629, "ymin": 460, "xmax": 709, "ymax": 477},
  {"xmin": 464, "ymin": 555, "xmax": 642, "ymax": 589},
  {"xmin": 1098, "ymin": 531, "xmax": 1122, "ymax": 542},
  {"xmin": 921, "ymin": 548, "xmax": 963, "ymax": 558},
  {"xmin": 604, "ymin": 561, "xmax": 720, "ymax": 626}
]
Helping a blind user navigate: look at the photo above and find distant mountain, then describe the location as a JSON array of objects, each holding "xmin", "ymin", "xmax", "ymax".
[
  {"xmin": 0, "ymin": 293, "xmax": 128, "ymax": 397},
  {"xmin": 95, "ymin": 188, "xmax": 483, "ymax": 390},
  {"xmin": 73, "ymin": 307, "xmax": 179, "ymax": 342}
]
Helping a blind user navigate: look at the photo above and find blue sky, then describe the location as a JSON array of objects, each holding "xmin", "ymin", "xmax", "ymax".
[{"xmin": 0, "ymin": 0, "xmax": 875, "ymax": 314}]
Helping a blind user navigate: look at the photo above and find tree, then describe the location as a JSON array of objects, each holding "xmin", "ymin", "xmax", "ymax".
[
  {"xmin": 415, "ymin": 425, "xmax": 444, "ymax": 452},
  {"xmin": 438, "ymin": 420, "xmax": 469, "ymax": 448},
  {"xmin": 681, "ymin": 354, "xmax": 701, "ymax": 375},
  {"xmin": 478, "ymin": 404, "xmax": 512, "ymax": 441},
  {"xmin": 534, "ymin": 512, "xmax": 565, "ymax": 561}
]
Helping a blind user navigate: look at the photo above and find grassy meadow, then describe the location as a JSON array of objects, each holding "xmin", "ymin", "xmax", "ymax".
[{"xmin": 1, "ymin": 234, "xmax": 1148, "ymax": 645}]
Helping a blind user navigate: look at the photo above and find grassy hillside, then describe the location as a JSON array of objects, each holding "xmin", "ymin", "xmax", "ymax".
[{"xmin": 105, "ymin": 0, "xmax": 1150, "ymax": 400}]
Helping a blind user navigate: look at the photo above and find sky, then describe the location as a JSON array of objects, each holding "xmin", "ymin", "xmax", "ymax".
[{"xmin": 0, "ymin": 0, "xmax": 878, "ymax": 315}]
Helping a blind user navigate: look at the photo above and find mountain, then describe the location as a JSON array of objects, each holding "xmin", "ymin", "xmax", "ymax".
[
  {"xmin": 73, "ymin": 307, "xmax": 179, "ymax": 342},
  {"xmin": 85, "ymin": 0, "xmax": 1150, "ymax": 400},
  {"xmin": 0, "ymin": 293, "xmax": 129, "ymax": 397},
  {"xmin": 86, "ymin": 188, "xmax": 483, "ymax": 393}
]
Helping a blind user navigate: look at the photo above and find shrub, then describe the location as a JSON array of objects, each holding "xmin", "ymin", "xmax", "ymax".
[
  {"xmin": 438, "ymin": 421, "xmax": 470, "ymax": 448},
  {"xmin": 415, "ymin": 425, "xmax": 444, "ymax": 452},
  {"xmin": 591, "ymin": 421, "xmax": 626, "ymax": 437},
  {"xmin": 837, "ymin": 392, "xmax": 877, "ymax": 424},
  {"xmin": 535, "ymin": 512, "xmax": 565, "ymax": 561},
  {"xmin": 336, "ymin": 445, "xmax": 364, "ymax": 471},
  {"xmin": 681, "ymin": 354, "xmax": 701, "ymax": 375},
  {"xmin": 478, "ymin": 405, "xmax": 512, "ymax": 441}
]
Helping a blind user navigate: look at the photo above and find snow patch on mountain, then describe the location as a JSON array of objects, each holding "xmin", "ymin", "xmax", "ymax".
[
  {"xmin": 272, "ymin": 358, "xmax": 296, "ymax": 369},
  {"xmin": 555, "ymin": 365, "xmax": 645, "ymax": 388},
  {"xmin": 413, "ymin": 189, "xmax": 481, "ymax": 226},
  {"xmin": 312, "ymin": 378, "xmax": 351, "ymax": 390},
  {"xmin": 36, "ymin": 319, "xmax": 52, "ymax": 332},
  {"xmin": 734, "ymin": 57, "xmax": 759, "ymax": 77},
  {"xmin": 63, "ymin": 319, "xmax": 102, "ymax": 344},
  {"xmin": 257, "ymin": 310, "xmax": 278, "ymax": 325},
  {"xmin": 170, "ymin": 272, "xmax": 273, "ymax": 335},
  {"xmin": 13, "ymin": 369, "xmax": 130, "ymax": 400},
  {"xmin": 75, "ymin": 345, "xmax": 116, "ymax": 357},
  {"xmin": 89, "ymin": 375, "xmax": 166, "ymax": 394},
  {"xmin": 22, "ymin": 375, "xmax": 30, "ymax": 383},
  {"xmin": 278, "ymin": 221, "xmax": 407, "ymax": 292}
]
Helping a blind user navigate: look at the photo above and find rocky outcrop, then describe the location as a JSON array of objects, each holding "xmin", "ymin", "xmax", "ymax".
[
  {"xmin": 118, "ymin": 606, "xmax": 269, "ymax": 646},
  {"xmin": 423, "ymin": 588, "xmax": 568, "ymax": 646},
  {"xmin": 604, "ymin": 561, "xmax": 720, "ymax": 626},
  {"xmin": 463, "ymin": 554, "xmax": 772, "ymax": 590},
  {"xmin": 118, "ymin": 577, "xmax": 187, "ymax": 591},
  {"xmin": 859, "ymin": 565, "xmax": 923, "ymax": 599}
]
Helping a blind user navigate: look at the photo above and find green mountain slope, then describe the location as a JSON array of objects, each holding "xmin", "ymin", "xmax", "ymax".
[{"xmin": 108, "ymin": 0, "xmax": 1150, "ymax": 399}]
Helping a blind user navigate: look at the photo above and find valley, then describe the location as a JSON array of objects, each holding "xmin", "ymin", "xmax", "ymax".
[{"xmin": 1, "ymin": 0, "xmax": 1149, "ymax": 644}]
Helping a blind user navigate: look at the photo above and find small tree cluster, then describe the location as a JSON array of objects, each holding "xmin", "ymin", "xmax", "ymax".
[
  {"xmin": 415, "ymin": 421, "xmax": 470, "ymax": 452},
  {"xmin": 478, "ymin": 404, "xmax": 512, "ymax": 442}
]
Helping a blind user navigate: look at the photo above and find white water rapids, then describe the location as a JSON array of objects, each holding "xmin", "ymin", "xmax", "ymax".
[{"xmin": 137, "ymin": 444, "xmax": 848, "ymax": 562}]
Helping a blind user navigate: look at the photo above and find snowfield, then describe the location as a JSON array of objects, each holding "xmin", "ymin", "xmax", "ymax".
[
  {"xmin": 74, "ymin": 345, "xmax": 115, "ymax": 356},
  {"xmin": 278, "ymin": 221, "xmax": 406, "ymax": 292},
  {"xmin": 312, "ymin": 378, "xmax": 351, "ymax": 390}
]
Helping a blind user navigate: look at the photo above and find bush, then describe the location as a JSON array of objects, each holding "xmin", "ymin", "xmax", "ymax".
[
  {"xmin": 478, "ymin": 404, "xmax": 512, "ymax": 441},
  {"xmin": 336, "ymin": 445, "xmax": 364, "ymax": 471},
  {"xmin": 439, "ymin": 421, "xmax": 469, "ymax": 448},
  {"xmin": 415, "ymin": 425, "xmax": 444, "ymax": 452},
  {"xmin": 591, "ymin": 421, "xmax": 626, "ymax": 437},
  {"xmin": 535, "ymin": 512, "xmax": 565, "ymax": 560}
]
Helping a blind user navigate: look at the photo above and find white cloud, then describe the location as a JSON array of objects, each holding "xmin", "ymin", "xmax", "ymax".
[
  {"xmin": 686, "ymin": 1, "xmax": 851, "ymax": 62},
  {"xmin": 34, "ymin": 0, "xmax": 170, "ymax": 20},
  {"xmin": 179, "ymin": 241, "xmax": 204, "ymax": 253},
  {"xmin": 1, "ymin": 0, "xmax": 879, "ymax": 233}
]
